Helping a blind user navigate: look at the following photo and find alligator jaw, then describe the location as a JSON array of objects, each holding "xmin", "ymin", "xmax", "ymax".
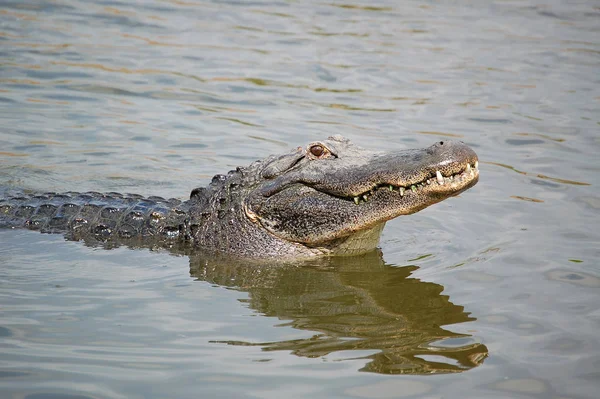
[
  {"xmin": 347, "ymin": 160, "xmax": 479, "ymax": 205},
  {"xmin": 279, "ymin": 158, "xmax": 479, "ymax": 245}
]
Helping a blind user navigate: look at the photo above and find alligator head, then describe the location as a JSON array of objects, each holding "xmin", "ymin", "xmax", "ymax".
[{"xmin": 238, "ymin": 135, "xmax": 479, "ymax": 257}]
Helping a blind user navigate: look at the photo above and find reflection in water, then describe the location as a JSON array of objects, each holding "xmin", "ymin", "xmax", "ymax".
[{"xmin": 189, "ymin": 251, "xmax": 488, "ymax": 375}]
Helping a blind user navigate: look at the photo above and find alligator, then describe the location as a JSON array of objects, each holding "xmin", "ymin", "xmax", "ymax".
[{"xmin": 0, "ymin": 135, "xmax": 479, "ymax": 259}]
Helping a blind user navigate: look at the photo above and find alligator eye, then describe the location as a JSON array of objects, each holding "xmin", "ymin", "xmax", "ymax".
[
  {"xmin": 310, "ymin": 145, "xmax": 325, "ymax": 157},
  {"xmin": 306, "ymin": 143, "xmax": 334, "ymax": 159}
]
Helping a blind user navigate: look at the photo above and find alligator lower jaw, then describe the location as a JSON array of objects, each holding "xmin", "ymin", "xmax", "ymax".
[{"xmin": 348, "ymin": 161, "xmax": 479, "ymax": 205}]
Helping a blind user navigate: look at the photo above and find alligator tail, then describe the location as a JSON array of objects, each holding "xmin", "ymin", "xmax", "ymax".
[{"xmin": 0, "ymin": 191, "xmax": 190, "ymax": 243}]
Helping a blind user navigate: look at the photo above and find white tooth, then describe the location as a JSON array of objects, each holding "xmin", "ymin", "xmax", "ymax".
[
  {"xmin": 475, "ymin": 161, "xmax": 479, "ymax": 170},
  {"xmin": 466, "ymin": 164, "xmax": 471, "ymax": 172},
  {"xmin": 363, "ymin": 194, "xmax": 368, "ymax": 202},
  {"xmin": 354, "ymin": 197, "xmax": 359, "ymax": 205},
  {"xmin": 426, "ymin": 179, "xmax": 431, "ymax": 185},
  {"xmin": 436, "ymin": 170, "xmax": 444, "ymax": 185},
  {"xmin": 399, "ymin": 187, "xmax": 405, "ymax": 197}
]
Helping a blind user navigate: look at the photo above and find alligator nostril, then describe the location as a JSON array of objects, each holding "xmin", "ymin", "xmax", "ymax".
[{"xmin": 439, "ymin": 141, "xmax": 444, "ymax": 145}]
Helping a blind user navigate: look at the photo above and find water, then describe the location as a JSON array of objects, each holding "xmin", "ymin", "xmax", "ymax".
[{"xmin": 1, "ymin": 0, "xmax": 599, "ymax": 398}]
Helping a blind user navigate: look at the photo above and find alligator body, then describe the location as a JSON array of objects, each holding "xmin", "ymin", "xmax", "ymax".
[{"xmin": 0, "ymin": 135, "xmax": 479, "ymax": 259}]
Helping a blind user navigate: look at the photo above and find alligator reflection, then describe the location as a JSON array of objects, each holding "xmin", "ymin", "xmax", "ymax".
[{"xmin": 189, "ymin": 250, "xmax": 488, "ymax": 375}]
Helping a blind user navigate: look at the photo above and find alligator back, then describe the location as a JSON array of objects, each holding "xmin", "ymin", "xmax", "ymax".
[{"xmin": 0, "ymin": 190, "xmax": 190, "ymax": 245}]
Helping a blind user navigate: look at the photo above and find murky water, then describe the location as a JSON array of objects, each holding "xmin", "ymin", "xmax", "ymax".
[{"xmin": 1, "ymin": 0, "xmax": 599, "ymax": 398}]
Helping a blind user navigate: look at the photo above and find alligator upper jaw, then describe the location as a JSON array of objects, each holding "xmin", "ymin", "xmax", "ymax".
[
  {"xmin": 258, "ymin": 139, "xmax": 479, "ymax": 200},
  {"xmin": 340, "ymin": 159, "xmax": 479, "ymax": 206}
]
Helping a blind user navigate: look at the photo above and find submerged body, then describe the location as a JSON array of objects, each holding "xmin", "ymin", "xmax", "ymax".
[{"xmin": 0, "ymin": 136, "xmax": 479, "ymax": 259}]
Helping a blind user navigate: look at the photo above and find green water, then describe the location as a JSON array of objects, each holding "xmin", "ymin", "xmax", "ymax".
[{"xmin": 1, "ymin": 0, "xmax": 599, "ymax": 398}]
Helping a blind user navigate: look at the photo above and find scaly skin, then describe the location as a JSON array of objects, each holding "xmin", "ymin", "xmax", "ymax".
[{"xmin": 0, "ymin": 136, "xmax": 479, "ymax": 259}]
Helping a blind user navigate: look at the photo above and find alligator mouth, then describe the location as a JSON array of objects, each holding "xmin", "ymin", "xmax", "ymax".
[{"xmin": 345, "ymin": 161, "xmax": 479, "ymax": 205}]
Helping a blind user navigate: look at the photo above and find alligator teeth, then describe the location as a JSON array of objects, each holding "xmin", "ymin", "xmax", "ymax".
[
  {"xmin": 436, "ymin": 170, "xmax": 444, "ymax": 185},
  {"xmin": 466, "ymin": 163, "xmax": 474, "ymax": 176},
  {"xmin": 350, "ymin": 164, "xmax": 478, "ymax": 205}
]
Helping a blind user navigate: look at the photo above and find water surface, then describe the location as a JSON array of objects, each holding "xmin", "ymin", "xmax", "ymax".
[{"xmin": 1, "ymin": 0, "xmax": 599, "ymax": 398}]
